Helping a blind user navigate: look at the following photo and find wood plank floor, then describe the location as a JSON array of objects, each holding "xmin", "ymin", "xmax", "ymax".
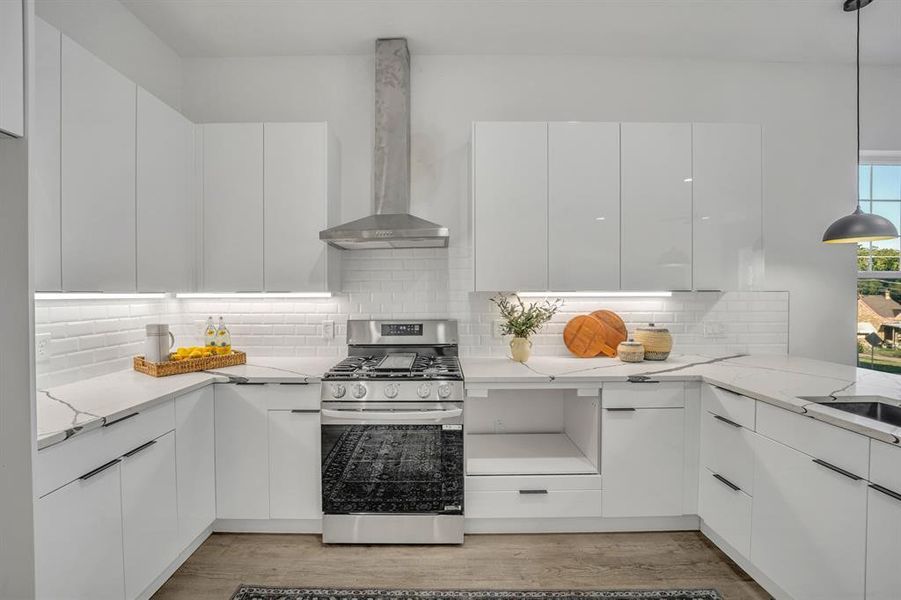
[{"xmin": 153, "ymin": 532, "xmax": 770, "ymax": 600}]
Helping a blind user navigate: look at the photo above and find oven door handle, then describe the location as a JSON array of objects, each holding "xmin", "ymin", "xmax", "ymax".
[{"xmin": 321, "ymin": 408, "xmax": 462, "ymax": 423}]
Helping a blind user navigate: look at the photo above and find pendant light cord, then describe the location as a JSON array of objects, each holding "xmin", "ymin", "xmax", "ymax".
[{"xmin": 856, "ymin": 6, "xmax": 861, "ymax": 211}]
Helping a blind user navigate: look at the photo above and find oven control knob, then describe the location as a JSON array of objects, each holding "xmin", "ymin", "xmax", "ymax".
[
  {"xmin": 383, "ymin": 383, "xmax": 399, "ymax": 399},
  {"xmin": 417, "ymin": 383, "xmax": 432, "ymax": 399},
  {"xmin": 438, "ymin": 383, "xmax": 452, "ymax": 399},
  {"xmin": 330, "ymin": 383, "xmax": 346, "ymax": 399},
  {"xmin": 352, "ymin": 383, "xmax": 367, "ymax": 399}
]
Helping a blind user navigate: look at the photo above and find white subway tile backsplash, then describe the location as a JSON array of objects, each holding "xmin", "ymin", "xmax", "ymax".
[{"xmin": 34, "ymin": 248, "xmax": 789, "ymax": 388}]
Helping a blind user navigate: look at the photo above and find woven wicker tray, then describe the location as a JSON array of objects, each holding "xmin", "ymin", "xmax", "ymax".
[{"xmin": 134, "ymin": 351, "xmax": 246, "ymax": 377}]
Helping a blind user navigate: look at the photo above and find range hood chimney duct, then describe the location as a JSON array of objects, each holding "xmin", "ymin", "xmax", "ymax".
[{"xmin": 320, "ymin": 38, "xmax": 449, "ymax": 250}]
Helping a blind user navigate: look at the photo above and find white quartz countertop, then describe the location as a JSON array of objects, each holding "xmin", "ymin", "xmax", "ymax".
[
  {"xmin": 461, "ymin": 353, "xmax": 901, "ymax": 445},
  {"xmin": 36, "ymin": 357, "xmax": 335, "ymax": 450}
]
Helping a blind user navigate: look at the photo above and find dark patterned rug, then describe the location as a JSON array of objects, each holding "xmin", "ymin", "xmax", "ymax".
[{"xmin": 230, "ymin": 587, "xmax": 722, "ymax": 600}]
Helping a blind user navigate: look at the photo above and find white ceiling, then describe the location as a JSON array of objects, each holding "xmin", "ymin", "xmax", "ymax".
[{"xmin": 121, "ymin": 0, "xmax": 901, "ymax": 65}]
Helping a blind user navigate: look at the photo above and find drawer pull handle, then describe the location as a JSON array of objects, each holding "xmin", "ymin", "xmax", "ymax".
[
  {"xmin": 519, "ymin": 489, "xmax": 548, "ymax": 495},
  {"xmin": 279, "ymin": 382, "xmax": 311, "ymax": 386},
  {"xmin": 812, "ymin": 458, "xmax": 863, "ymax": 481},
  {"xmin": 290, "ymin": 409, "xmax": 320, "ymax": 414},
  {"xmin": 79, "ymin": 459, "xmax": 121, "ymax": 481},
  {"xmin": 123, "ymin": 439, "xmax": 157, "ymax": 458},
  {"xmin": 869, "ymin": 483, "xmax": 901, "ymax": 503},
  {"xmin": 713, "ymin": 414, "xmax": 742, "ymax": 428},
  {"xmin": 103, "ymin": 412, "xmax": 139, "ymax": 427},
  {"xmin": 627, "ymin": 376, "xmax": 659, "ymax": 384},
  {"xmin": 606, "ymin": 407, "xmax": 637, "ymax": 412},
  {"xmin": 712, "ymin": 473, "xmax": 741, "ymax": 492}
]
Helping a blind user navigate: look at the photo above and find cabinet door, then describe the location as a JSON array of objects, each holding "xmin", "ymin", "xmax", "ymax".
[
  {"xmin": 175, "ymin": 387, "xmax": 215, "ymax": 549},
  {"xmin": 601, "ymin": 407, "xmax": 684, "ymax": 517},
  {"xmin": 137, "ymin": 88, "xmax": 195, "ymax": 292},
  {"xmin": 692, "ymin": 123, "xmax": 763, "ymax": 290},
  {"xmin": 268, "ymin": 410, "xmax": 322, "ymax": 519},
  {"xmin": 202, "ymin": 123, "xmax": 264, "ymax": 291},
  {"xmin": 215, "ymin": 384, "xmax": 269, "ymax": 518},
  {"xmin": 866, "ymin": 485, "xmax": 901, "ymax": 600},
  {"xmin": 61, "ymin": 35, "xmax": 137, "ymax": 291},
  {"xmin": 751, "ymin": 434, "xmax": 867, "ymax": 600},
  {"xmin": 0, "ymin": 0, "xmax": 24, "ymax": 137},
  {"xmin": 121, "ymin": 431, "xmax": 178, "ymax": 600},
  {"xmin": 264, "ymin": 122, "xmax": 331, "ymax": 292},
  {"xmin": 473, "ymin": 122, "xmax": 548, "ymax": 292},
  {"xmin": 548, "ymin": 122, "xmax": 620, "ymax": 291},
  {"xmin": 35, "ymin": 461, "xmax": 125, "ymax": 600},
  {"xmin": 33, "ymin": 18, "xmax": 62, "ymax": 291},
  {"xmin": 620, "ymin": 123, "xmax": 692, "ymax": 290}
]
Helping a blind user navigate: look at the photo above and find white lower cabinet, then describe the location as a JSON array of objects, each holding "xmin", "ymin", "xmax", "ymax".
[
  {"xmin": 121, "ymin": 431, "xmax": 179, "ymax": 599},
  {"xmin": 698, "ymin": 467, "xmax": 752, "ymax": 557},
  {"xmin": 175, "ymin": 387, "xmax": 216, "ymax": 549},
  {"xmin": 268, "ymin": 409, "xmax": 322, "ymax": 519},
  {"xmin": 601, "ymin": 401, "xmax": 685, "ymax": 517},
  {"xmin": 36, "ymin": 459, "xmax": 126, "ymax": 600},
  {"xmin": 866, "ymin": 440, "xmax": 901, "ymax": 600},
  {"xmin": 751, "ymin": 433, "xmax": 868, "ymax": 600},
  {"xmin": 215, "ymin": 384, "xmax": 270, "ymax": 519}
]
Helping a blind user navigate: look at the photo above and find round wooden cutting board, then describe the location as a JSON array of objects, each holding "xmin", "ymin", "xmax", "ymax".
[
  {"xmin": 590, "ymin": 310, "xmax": 628, "ymax": 357},
  {"xmin": 563, "ymin": 315, "xmax": 610, "ymax": 358}
]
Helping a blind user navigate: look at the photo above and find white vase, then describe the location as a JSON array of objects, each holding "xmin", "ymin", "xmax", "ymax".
[{"xmin": 510, "ymin": 337, "xmax": 532, "ymax": 362}]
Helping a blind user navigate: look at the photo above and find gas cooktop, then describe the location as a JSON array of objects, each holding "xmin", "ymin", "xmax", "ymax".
[{"xmin": 323, "ymin": 353, "xmax": 463, "ymax": 381}]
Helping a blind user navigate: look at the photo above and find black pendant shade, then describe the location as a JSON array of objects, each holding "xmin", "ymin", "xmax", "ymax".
[{"xmin": 822, "ymin": 0, "xmax": 899, "ymax": 244}]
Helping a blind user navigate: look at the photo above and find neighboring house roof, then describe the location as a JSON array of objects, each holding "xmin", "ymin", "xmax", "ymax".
[{"xmin": 859, "ymin": 294, "xmax": 901, "ymax": 320}]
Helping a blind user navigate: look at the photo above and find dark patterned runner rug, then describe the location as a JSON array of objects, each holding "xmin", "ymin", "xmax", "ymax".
[{"xmin": 231, "ymin": 587, "xmax": 722, "ymax": 600}]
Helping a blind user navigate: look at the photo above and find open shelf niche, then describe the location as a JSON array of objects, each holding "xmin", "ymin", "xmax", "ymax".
[{"xmin": 465, "ymin": 388, "xmax": 599, "ymax": 476}]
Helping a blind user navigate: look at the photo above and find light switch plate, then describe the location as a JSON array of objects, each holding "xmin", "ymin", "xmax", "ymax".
[
  {"xmin": 703, "ymin": 322, "xmax": 727, "ymax": 338},
  {"xmin": 322, "ymin": 320, "xmax": 335, "ymax": 340},
  {"xmin": 36, "ymin": 333, "xmax": 51, "ymax": 364}
]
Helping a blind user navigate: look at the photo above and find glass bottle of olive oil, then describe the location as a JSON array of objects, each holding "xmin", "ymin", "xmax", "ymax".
[{"xmin": 216, "ymin": 316, "xmax": 232, "ymax": 354}]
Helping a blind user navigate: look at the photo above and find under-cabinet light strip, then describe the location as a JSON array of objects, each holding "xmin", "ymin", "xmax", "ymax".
[
  {"xmin": 516, "ymin": 291, "xmax": 673, "ymax": 298},
  {"xmin": 175, "ymin": 292, "xmax": 333, "ymax": 299},
  {"xmin": 34, "ymin": 292, "xmax": 168, "ymax": 300}
]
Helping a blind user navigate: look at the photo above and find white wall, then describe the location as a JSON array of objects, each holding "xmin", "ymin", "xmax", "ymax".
[
  {"xmin": 862, "ymin": 65, "xmax": 901, "ymax": 152},
  {"xmin": 182, "ymin": 54, "xmax": 866, "ymax": 364},
  {"xmin": 35, "ymin": 0, "xmax": 182, "ymax": 109}
]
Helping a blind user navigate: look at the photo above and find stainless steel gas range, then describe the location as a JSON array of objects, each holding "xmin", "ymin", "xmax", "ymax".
[{"xmin": 320, "ymin": 319, "xmax": 464, "ymax": 544}]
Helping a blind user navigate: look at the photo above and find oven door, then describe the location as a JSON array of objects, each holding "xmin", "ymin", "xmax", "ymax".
[{"xmin": 320, "ymin": 401, "xmax": 464, "ymax": 516}]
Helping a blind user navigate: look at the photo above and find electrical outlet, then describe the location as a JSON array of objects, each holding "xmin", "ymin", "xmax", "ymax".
[
  {"xmin": 322, "ymin": 320, "xmax": 335, "ymax": 340},
  {"xmin": 493, "ymin": 319, "xmax": 505, "ymax": 339},
  {"xmin": 36, "ymin": 333, "xmax": 51, "ymax": 364},
  {"xmin": 493, "ymin": 418, "xmax": 505, "ymax": 433},
  {"xmin": 703, "ymin": 322, "xmax": 727, "ymax": 338}
]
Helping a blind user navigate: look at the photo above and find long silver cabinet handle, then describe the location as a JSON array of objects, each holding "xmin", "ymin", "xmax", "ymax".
[
  {"xmin": 606, "ymin": 407, "xmax": 637, "ymax": 412},
  {"xmin": 712, "ymin": 473, "xmax": 741, "ymax": 492},
  {"xmin": 519, "ymin": 489, "xmax": 548, "ymax": 495},
  {"xmin": 713, "ymin": 414, "xmax": 742, "ymax": 428},
  {"xmin": 869, "ymin": 483, "xmax": 901, "ymax": 502},
  {"xmin": 290, "ymin": 409, "xmax": 320, "ymax": 414},
  {"xmin": 123, "ymin": 439, "xmax": 157, "ymax": 458},
  {"xmin": 812, "ymin": 458, "xmax": 863, "ymax": 481},
  {"xmin": 79, "ymin": 459, "xmax": 121, "ymax": 481},
  {"xmin": 103, "ymin": 412, "xmax": 139, "ymax": 427}
]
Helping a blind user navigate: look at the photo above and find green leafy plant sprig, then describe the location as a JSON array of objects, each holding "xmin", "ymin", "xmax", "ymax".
[{"xmin": 490, "ymin": 293, "xmax": 563, "ymax": 339}]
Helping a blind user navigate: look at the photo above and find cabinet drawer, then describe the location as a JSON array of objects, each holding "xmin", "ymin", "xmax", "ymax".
[
  {"xmin": 756, "ymin": 401, "xmax": 869, "ymax": 479},
  {"xmin": 36, "ymin": 399, "xmax": 175, "ymax": 497},
  {"xmin": 702, "ymin": 384, "xmax": 755, "ymax": 430},
  {"xmin": 700, "ymin": 409, "xmax": 755, "ymax": 494},
  {"xmin": 216, "ymin": 382, "xmax": 319, "ymax": 410},
  {"xmin": 466, "ymin": 489, "xmax": 603, "ymax": 519},
  {"xmin": 870, "ymin": 439, "xmax": 901, "ymax": 492},
  {"xmin": 603, "ymin": 382, "xmax": 684, "ymax": 408},
  {"xmin": 699, "ymin": 467, "xmax": 752, "ymax": 558},
  {"xmin": 466, "ymin": 474, "xmax": 602, "ymax": 493}
]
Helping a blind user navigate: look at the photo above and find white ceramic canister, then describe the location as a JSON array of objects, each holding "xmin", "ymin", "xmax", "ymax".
[{"xmin": 145, "ymin": 324, "xmax": 175, "ymax": 363}]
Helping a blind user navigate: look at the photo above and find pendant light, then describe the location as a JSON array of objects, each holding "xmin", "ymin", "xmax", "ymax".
[{"xmin": 822, "ymin": 0, "xmax": 898, "ymax": 243}]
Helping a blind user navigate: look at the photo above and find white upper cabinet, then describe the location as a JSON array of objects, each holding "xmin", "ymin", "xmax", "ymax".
[
  {"xmin": 201, "ymin": 123, "xmax": 264, "ymax": 292},
  {"xmin": 692, "ymin": 123, "xmax": 763, "ymax": 290},
  {"xmin": 33, "ymin": 18, "xmax": 62, "ymax": 291},
  {"xmin": 61, "ymin": 35, "xmax": 137, "ymax": 291},
  {"xmin": 137, "ymin": 88, "xmax": 196, "ymax": 292},
  {"xmin": 264, "ymin": 122, "xmax": 337, "ymax": 292},
  {"xmin": 0, "ymin": 0, "xmax": 24, "ymax": 137},
  {"xmin": 548, "ymin": 122, "xmax": 620, "ymax": 291},
  {"xmin": 620, "ymin": 122, "xmax": 693, "ymax": 290},
  {"xmin": 473, "ymin": 122, "xmax": 548, "ymax": 292}
]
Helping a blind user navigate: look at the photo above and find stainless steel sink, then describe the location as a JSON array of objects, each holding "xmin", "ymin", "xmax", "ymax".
[{"xmin": 799, "ymin": 396, "xmax": 901, "ymax": 428}]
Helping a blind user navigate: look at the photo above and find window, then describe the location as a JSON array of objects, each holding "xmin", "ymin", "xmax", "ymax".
[{"xmin": 857, "ymin": 158, "xmax": 901, "ymax": 373}]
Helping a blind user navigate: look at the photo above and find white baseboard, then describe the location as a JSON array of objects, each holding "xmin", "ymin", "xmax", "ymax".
[
  {"xmin": 214, "ymin": 518, "xmax": 322, "ymax": 533},
  {"xmin": 700, "ymin": 521, "xmax": 791, "ymax": 600},
  {"xmin": 136, "ymin": 525, "xmax": 213, "ymax": 600},
  {"xmin": 465, "ymin": 514, "xmax": 699, "ymax": 534}
]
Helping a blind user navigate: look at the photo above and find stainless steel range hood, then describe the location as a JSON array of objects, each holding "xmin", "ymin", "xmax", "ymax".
[{"xmin": 320, "ymin": 38, "xmax": 449, "ymax": 250}]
